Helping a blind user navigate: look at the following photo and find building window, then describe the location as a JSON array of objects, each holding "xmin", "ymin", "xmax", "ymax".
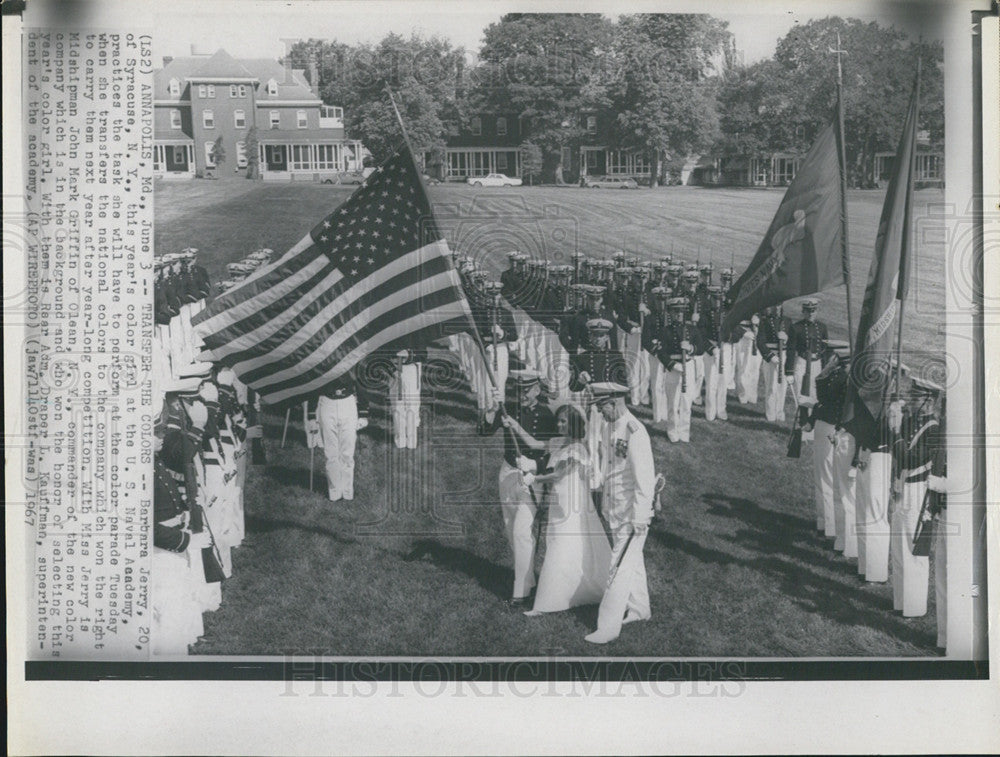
[
  {"xmin": 170, "ymin": 109, "xmax": 182, "ymax": 129},
  {"xmin": 496, "ymin": 117, "xmax": 507, "ymax": 136},
  {"xmin": 229, "ymin": 84, "xmax": 247, "ymax": 98},
  {"xmin": 267, "ymin": 78, "xmax": 278, "ymax": 96},
  {"xmin": 561, "ymin": 147, "xmax": 572, "ymax": 169},
  {"xmin": 586, "ymin": 115, "xmax": 597, "ymax": 134},
  {"xmin": 198, "ymin": 84, "xmax": 207, "ymax": 98},
  {"xmin": 168, "ymin": 78, "xmax": 180, "ymax": 96},
  {"xmin": 269, "ymin": 110, "xmax": 280, "ymax": 129},
  {"xmin": 291, "ymin": 144, "xmax": 312, "ymax": 171},
  {"xmin": 202, "ymin": 109, "xmax": 214, "ymax": 129},
  {"xmin": 236, "ymin": 141, "xmax": 248, "ymax": 168},
  {"xmin": 172, "ymin": 146, "xmax": 185, "ymax": 164},
  {"xmin": 321, "ymin": 105, "xmax": 343, "ymax": 120},
  {"xmin": 297, "ymin": 110, "xmax": 308, "ymax": 129},
  {"xmin": 470, "ymin": 116, "xmax": 482, "ymax": 136},
  {"xmin": 497, "ymin": 153, "xmax": 509, "ymax": 170},
  {"xmin": 234, "ymin": 109, "xmax": 246, "ymax": 129},
  {"xmin": 315, "ymin": 144, "xmax": 338, "ymax": 170},
  {"xmin": 205, "ymin": 141, "xmax": 216, "ymax": 168}
]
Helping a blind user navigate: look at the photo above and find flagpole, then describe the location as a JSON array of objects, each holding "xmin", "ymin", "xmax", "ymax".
[
  {"xmin": 385, "ymin": 84, "xmax": 508, "ymax": 411},
  {"xmin": 831, "ymin": 31, "xmax": 856, "ymax": 354},
  {"xmin": 892, "ymin": 58, "xmax": 922, "ymax": 394}
]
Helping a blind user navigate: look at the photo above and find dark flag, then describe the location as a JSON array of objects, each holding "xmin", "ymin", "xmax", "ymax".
[
  {"xmin": 842, "ymin": 69, "xmax": 921, "ymax": 430},
  {"xmin": 721, "ymin": 121, "xmax": 845, "ymax": 335},
  {"xmin": 192, "ymin": 144, "xmax": 474, "ymax": 407}
]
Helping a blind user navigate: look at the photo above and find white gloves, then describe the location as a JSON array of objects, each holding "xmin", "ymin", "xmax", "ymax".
[
  {"xmin": 639, "ymin": 302, "xmax": 651, "ymax": 316},
  {"xmin": 770, "ymin": 355, "xmax": 779, "ymax": 365},
  {"xmin": 493, "ymin": 324, "xmax": 505, "ymax": 340},
  {"xmin": 198, "ymin": 382, "xmax": 219, "ymax": 404},
  {"xmin": 306, "ymin": 419, "xmax": 321, "ymax": 436},
  {"xmin": 356, "ymin": 417, "xmax": 369, "ymax": 431},
  {"xmin": 516, "ymin": 455, "xmax": 537, "ymax": 474},
  {"xmin": 491, "ymin": 388, "xmax": 504, "ymax": 408},
  {"xmin": 216, "ymin": 367, "xmax": 236, "ymax": 386},
  {"xmin": 928, "ymin": 475, "xmax": 947, "ymax": 493},
  {"xmin": 777, "ymin": 330, "xmax": 788, "ymax": 342},
  {"xmin": 680, "ymin": 340, "xmax": 692, "ymax": 353},
  {"xmin": 751, "ymin": 314, "xmax": 760, "ymax": 326},
  {"xmin": 578, "ymin": 371, "xmax": 592, "ymax": 385},
  {"xmin": 784, "ymin": 374, "xmax": 795, "ymax": 385},
  {"xmin": 187, "ymin": 400, "xmax": 208, "ymax": 429},
  {"xmin": 522, "ymin": 472, "xmax": 536, "ymax": 487}
]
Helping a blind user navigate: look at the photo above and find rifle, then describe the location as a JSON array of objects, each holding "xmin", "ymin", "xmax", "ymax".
[
  {"xmin": 681, "ymin": 325, "xmax": 689, "ymax": 395},
  {"xmin": 801, "ymin": 327, "xmax": 812, "ymax": 397},
  {"xmin": 912, "ymin": 420, "xmax": 945, "ymax": 557},
  {"xmin": 717, "ymin": 308, "xmax": 724, "ymax": 375},
  {"xmin": 490, "ymin": 299, "xmax": 499, "ymax": 373},
  {"xmin": 786, "ymin": 382, "xmax": 804, "ymax": 458}
]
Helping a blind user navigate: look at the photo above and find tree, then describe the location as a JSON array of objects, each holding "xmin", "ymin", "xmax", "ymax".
[
  {"xmin": 210, "ymin": 135, "xmax": 226, "ymax": 173},
  {"xmin": 770, "ymin": 17, "xmax": 942, "ymax": 185},
  {"xmin": 471, "ymin": 13, "xmax": 616, "ymax": 183},
  {"xmin": 288, "ymin": 34, "xmax": 467, "ymax": 163},
  {"xmin": 518, "ymin": 141, "xmax": 543, "ymax": 185},
  {"xmin": 610, "ymin": 14, "xmax": 731, "ymax": 187},
  {"xmin": 245, "ymin": 125, "xmax": 261, "ymax": 180}
]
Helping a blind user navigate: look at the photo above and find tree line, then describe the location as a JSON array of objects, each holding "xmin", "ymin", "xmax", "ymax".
[{"xmin": 287, "ymin": 14, "xmax": 943, "ymax": 186}]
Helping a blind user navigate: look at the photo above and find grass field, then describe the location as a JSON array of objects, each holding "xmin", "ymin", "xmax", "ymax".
[{"xmin": 155, "ymin": 178, "xmax": 943, "ymax": 657}]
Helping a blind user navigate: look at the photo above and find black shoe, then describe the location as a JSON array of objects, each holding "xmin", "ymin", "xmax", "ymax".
[{"xmin": 507, "ymin": 589, "xmax": 535, "ymax": 608}]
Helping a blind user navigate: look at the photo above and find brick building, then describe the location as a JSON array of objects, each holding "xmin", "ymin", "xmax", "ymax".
[{"xmin": 153, "ymin": 48, "xmax": 364, "ymax": 180}]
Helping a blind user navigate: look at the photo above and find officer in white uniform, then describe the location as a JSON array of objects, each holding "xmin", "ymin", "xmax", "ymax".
[{"xmin": 585, "ymin": 382, "xmax": 656, "ymax": 644}]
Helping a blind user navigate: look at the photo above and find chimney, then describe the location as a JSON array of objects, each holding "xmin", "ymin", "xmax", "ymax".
[
  {"xmin": 308, "ymin": 55, "xmax": 319, "ymax": 96},
  {"xmin": 163, "ymin": 55, "xmax": 173, "ymax": 66}
]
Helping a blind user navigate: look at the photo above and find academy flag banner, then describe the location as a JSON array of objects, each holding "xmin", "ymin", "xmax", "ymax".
[
  {"xmin": 842, "ymin": 70, "xmax": 921, "ymax": 427},
  {"xmin": 721, "ymin": 121, "xmax": 845, "ymax": 335},
  {"xmin": 192, "ymin": 144, "xmax": 474, "ymax": 407}
]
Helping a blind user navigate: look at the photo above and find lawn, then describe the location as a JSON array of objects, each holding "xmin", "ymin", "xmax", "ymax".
[{"xmin": 155, "ymin": 178, "xmax": 943, "ymax": 657}]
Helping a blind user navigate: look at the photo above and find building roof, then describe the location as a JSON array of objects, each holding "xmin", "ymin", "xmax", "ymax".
[
  {"xmin": 154, "ymin": 48, "xmax": 321, "ymax": 104},
  {"xmin": 190, "ymin": 49, "xmax": 257, "ymax": 81},
  {"xmin": 258, "ymin": 126, "xmax": 350, "ymax": 142}
]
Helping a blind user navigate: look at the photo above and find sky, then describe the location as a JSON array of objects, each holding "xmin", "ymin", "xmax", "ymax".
[{"xmin": 148, "ymin": 0, "xmax": 945, "ymax": 68}]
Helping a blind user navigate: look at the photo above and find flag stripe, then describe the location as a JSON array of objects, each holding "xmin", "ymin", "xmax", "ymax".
[
  {"xmin": 193, "ymin": 236, "xmax": 326, "ymax": 329},
  {"xmin": 259, "ymin": 302, "xmax": 470, "ymax": 405},
  {"xmin": 197, "ymin": 256, "xmax": 341, "ymax": 349},
  {"xmin": 223, "ymin": 242, "xmax": 456, "ymax": 375},
  {"xmin": 200, "ymin": 264, "xmax": 346, "ymax": 358},
  {"xmin": 242, "ymin": 267, "xmax": 463, "ymax": 387}
]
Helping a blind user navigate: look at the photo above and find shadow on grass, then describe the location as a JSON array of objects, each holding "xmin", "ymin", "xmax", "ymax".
[
  {"xmin": 401, "ymin": 538, "xmax": 511, "ymax": 601},
  {"xmin": 648, "ymin": 524, "xmax": 935, "ymax": 650},
  {"xmin": 244, "ymin": 513, "xmax": 358, "ymax": 547}
]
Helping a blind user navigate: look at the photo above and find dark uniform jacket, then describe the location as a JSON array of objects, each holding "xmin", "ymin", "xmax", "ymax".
[
  {"xmin": 894, "ymin": 410, "xmax": 940, "ymax": 482},
  {"xmin": 785, "ymin": 318, "xmax": 829, "ymax": 375},
  {"xmin": 483, "ymin": 400, "xmax": 557, "ymax": 470},
  {"xmin": 569, "ymin": 347, "xmax": 628, "ymax": 391},
  {"xmin": 154, "ymin": 425, "xmax": 203, "ymax": 551},
  {"xmin": 756, "ymin": 313, "xmax": 792, "ymax": 362},
  {"xmin": 472, "ymin": 302, "xmax": 519, "ymax": 343},
  {"xmin": 641, "ymin": 311, "xmax": 670, "ymax": 355},
  {"xmin": 812, "ymin": 364, "xmax": 848, "ymax": 426},
  {"xmin": 190, "ymin": 264, "xmax": 212, "ymax": 300},
  {"xmin": 658, "ymin": 321, "xmax": 707, "ymax": 370}
]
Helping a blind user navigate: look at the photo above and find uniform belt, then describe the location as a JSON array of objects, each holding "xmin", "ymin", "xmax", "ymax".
[
  {"xmin": 765, "ymin": 342, "xmax": 778, "ymax": 349},
  {"xmin": 904, "ymin": 470, "xmax": 930, "ymax": 483},
  {"xmin": 902, "ymin": 462, "xmax": 932, "ymax": 482}
]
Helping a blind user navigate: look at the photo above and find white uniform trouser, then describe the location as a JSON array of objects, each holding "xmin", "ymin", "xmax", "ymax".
[
  {"xmin": 832, "ymin": 429, "xmax": 858, "ymax": 558},
  {"xmin": 511, "ymin": 309, "xmax": 529, "ymax": 364},
  {"xmin": 890, "ymin": 477, "xmax": 930, "ymax": 616},
  {"xmin": 794, "ymin": 356, "xmax": 822, "ymax": 406},
  {"xmin": 498, "ymin": 461, "xmax": 539, "ymax": 599},
  {"xmin": 389, "ymin": 363, "xmax": 421, "ymax": 449},
  {"xmin": 649, "ymin": 357, "xmax": 669, "ymax": 424},
  {"xmin": 587, "ymin": 405, "xmax": 607, "ymax": 490},
  {"xmin": 762, "ymin": 357, "xmax": 789, "ymax": 421},
  {"xmin": 736, "ymin": 336, "xmax": 762, "ymax": 403},
  {"xmin": 318, "ymin": 395, "xmax": 358, "ymax": 501},
  {"xmin": 524, "ymin": 320, "xmax": 543, "ymax": 372},
  {"xmin": 703, "ymin": 344, "xmax": 734, "ymax": 421},
  {"xmin": 664, "ymin": 361, "xmax": 696, "ymax": 443},
  {"xmin": 620, "ymin": 328, "xmax": 648, "ymax": 406},
  {"xmin": 934, "ymin": 514, "xmax": 948, "ymax": 648},
  {"xmin": 858, "ymin": 451, "xmax": 892, "ymax": 581},
  {"xmin": 471, "ymin": 343, "xmax": 509, "ymax": 414},
  {"xmin": 691, "ymin": 354, "xmax": 705, "ymax": 404},
  {"xmin": 813, "ymin": 420, "xmax": 836, "ymax": 536},
  {"xmin": 595, "ymin": 524, "xmax": 650, "ymax": 639}
]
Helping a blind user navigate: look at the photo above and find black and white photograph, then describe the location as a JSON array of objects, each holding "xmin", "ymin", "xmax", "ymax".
[{"xmin": 6, "ymin": 0, "xmax": 999, "ymax": 753}]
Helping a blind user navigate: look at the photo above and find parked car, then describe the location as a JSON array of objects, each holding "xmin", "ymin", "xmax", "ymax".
[
  {"xmin": 322, "ymin": 171, "xmax": 366, "ymax": 185},
  {"xmin": 467, "ymin": 173, "xmax": 523, "ymax": 187},
  {"xmin": 582, "ymin": 175, "xmax": 639, "ymax": 189},
  {"xmin": 422, "ymin": 175, "xmax": 441, "ymax": 186}
]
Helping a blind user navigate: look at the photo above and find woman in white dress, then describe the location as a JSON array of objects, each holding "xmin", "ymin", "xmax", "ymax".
[{"xmin": 518, "ymin": 404, "xmax": 612, "ymax": 615}]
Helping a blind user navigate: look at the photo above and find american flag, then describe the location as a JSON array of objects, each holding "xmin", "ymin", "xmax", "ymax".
[{"xmin": 192, "ymin": 145, "xmax": 473, "ymax": 406}]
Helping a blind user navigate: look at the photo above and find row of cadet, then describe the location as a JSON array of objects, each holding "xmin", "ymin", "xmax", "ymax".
[
  {"xmin": 803, "ymin": 344, "xmax": 949, "ymax": 648},
  {"xmin": 152, "ymin": 248, "xmax": 268, "ymax": 654},
  {"xmin": 444, "ymin": 249, "xmax": 834, "ymax": 446}
]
